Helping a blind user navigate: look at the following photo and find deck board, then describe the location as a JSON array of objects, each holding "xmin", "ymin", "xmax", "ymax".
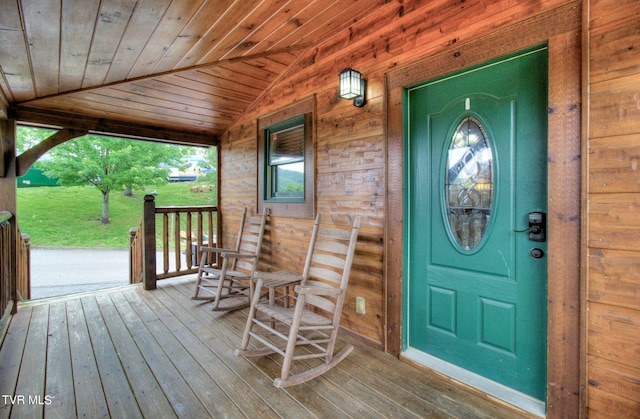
[
  {"xmin": 154, "ymin": 288, "xmax": 320, "ymax": 419},
  {"xmin": 93, "ymin": 292, "xmax": 176, "ymax": 418},
  {"xmin": 12, "ymin": 304, "xmax": 47, "ymax": 418},
  {"xmin": 139, "ymin": 287, "xmax": 283, "ymax": 418},
  {"xmin": 82, "ymin": 296, "xmax": 143, "ymax": 419},
  {"xmin": 45, "ymin": 302, "xmax": 75, "ymax": 418},
  {"xmin": 108, "ymin": 290, "xmax": 211, "ymax": 418},
  {"xmin": 169, "ymin": 280, "xmax": 360, "ymax": 418},
  {"xmin": 0, "ymin": 277, "xmax": 533, "ymax": 418},
  {"xmin": 120, "ymin": 289, "xmax": 246, "ymax": 418},
  {"xmin": 0, "ymin": 306, "xmax": 31, "ymax": 419},
  {"xmin": 66, "ymin": 298, "xmax": 110, "ymax": 418}
]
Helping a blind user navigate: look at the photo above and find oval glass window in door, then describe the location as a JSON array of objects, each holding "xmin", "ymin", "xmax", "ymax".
[{"xmin": 445, "ymin": 116, "xmax": 494, "ymax": 251}]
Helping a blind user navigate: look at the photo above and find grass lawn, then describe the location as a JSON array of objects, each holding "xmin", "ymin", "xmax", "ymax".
[{"xmin": 18, "ymin": 182, "xmax": 216, "ymax": 248}]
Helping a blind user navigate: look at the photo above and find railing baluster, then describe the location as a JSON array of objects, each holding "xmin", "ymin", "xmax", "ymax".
[
  {"xmin": 195, "ymin": 212, "xmax": 202, "ymax": 266},
  {"xmin": 174, "ymin": 212, "xmax": 181, "ymax": 273},
  {"xmin": 129, "ymin": 225, "xmax": 143, "ymax": 284},
  {"xmin": 163, "ymin": 213, "xmax": 169, "ymax": 274},
  {"xmin": 207, "ymin": 211, "xmax": 215, "ymax": 265},
  {"xmin": 18, "ymin": 231, "xmax": 30, "ymax": 300},
  {"xmin": 186, "ymin": 212, "xmax": 193, "ymax": 269}
]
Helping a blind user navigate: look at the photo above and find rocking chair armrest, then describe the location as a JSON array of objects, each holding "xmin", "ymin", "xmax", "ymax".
[
  {"xmin": 254, "ymin": 271, "xmax": 303, "ymax": 282},
  {"xmin": 295, "ymin": 285, "xmax": 342, "ymax": 297},
  {"xmin": 199, "ymin": 246, "xmax": 235, "ymax": 254},
  {"xmin": 219, "ymin": 251, "xmax": 257, "ymax": 259}
]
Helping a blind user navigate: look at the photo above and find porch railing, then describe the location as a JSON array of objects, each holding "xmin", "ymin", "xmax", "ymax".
[
  {"xmin": 0, "ymin": 212, "xmax": 30, "ymax": 339},
  {"xmin": 129, "ymin": 195, "xmax": 219, "ymax": 290},
  {"xmin": 1, "ymin": 212, "xmax": 15, "ymax": 331}
]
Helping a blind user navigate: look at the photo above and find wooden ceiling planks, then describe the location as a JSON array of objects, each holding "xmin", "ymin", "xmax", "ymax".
[
  {"xmin": 60, "ymin": 0, "xmax": 100, "ymax": 92},
  {"xmin": 20, "ymin": 0, "xmax": 61, "ymax": 97},
  {"xmin": 194, "ymin": 0, "xmax": 292, "ymax": 64},
  {"xmin": 126, "ymin": 0, "xmax": 208, "ymax": 79},
  {"xmin": 82, "ymin": 0, "xmax": 138, "ymax": 88},
  {"xmin": 271, "ymin": 0, "xmax": 381, "ymax": 50},
  {"xmin": 0, "ymin": 1, "xmax": 33, "ymax": 102},
  {"xmin": 0, "ymin": 29, "xmax": 32, "ymax": 102},
  {"xmin": 257, "ymin": 0, "xmax": 344, "ymax": 53},
  {"xmin": 218, "ymin": 0, "xmax": 316, "ymax": 60},
  {"xmin": 30, "ymin": 93, "xmax": 226, "ymax": 134},
  {"xmin": 103, "ymin": 0, "xmax": 174, "ymax": 84},
  {"xmin": 1, "ymin": 0, "xmax": 388, "ymax": 139}
]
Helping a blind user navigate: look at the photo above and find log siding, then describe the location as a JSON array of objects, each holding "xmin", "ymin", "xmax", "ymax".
[{"xmin": 584, "ymin": 0, "xmax": 640, "ymax": 416}]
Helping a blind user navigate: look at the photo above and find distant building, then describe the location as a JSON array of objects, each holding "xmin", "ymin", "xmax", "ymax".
[{"xmin": 17, "ymin": 168, "xmax": 58, "ymax": 188}]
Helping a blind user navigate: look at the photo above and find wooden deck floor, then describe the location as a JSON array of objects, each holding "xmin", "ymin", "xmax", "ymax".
[{"xmin": 0, "ymin": 277, "xmax": 531, "ymax": 418}]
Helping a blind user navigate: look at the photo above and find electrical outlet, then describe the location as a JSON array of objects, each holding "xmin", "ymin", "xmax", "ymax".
[{"xmin": 355, "ymin": 296, "xmax": 366, "ymax": 314}]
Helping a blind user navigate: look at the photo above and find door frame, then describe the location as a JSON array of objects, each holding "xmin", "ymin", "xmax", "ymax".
[{"xmin": 384, "ymin": 5, "xmax": 581, "ymax": 418}]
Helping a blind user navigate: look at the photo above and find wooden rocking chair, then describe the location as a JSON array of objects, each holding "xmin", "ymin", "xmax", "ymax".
[
  {"xmin": 235, "ymin": 214, "xmax": 360, "ymax": 387},
  {"xmin": 192, "ymin": 207, "xmax": 268, "ymax": 311}
]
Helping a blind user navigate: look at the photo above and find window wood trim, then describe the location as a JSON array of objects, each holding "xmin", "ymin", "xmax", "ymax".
[{"xmin": 258, "ymin": 96, "xmax": 315, "ymax": 219}]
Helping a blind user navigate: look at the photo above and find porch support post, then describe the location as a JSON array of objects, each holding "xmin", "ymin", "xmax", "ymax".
[
  {"xmin": 0, "ymin": 116, "xmax": 18, "ymax": 314},
  {"xmin": 142, "ymin": 195, "xmax": 157, "ymax": 290}
]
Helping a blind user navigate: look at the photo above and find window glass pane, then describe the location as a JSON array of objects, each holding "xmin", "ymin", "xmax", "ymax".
[
  {"xmin": 273, "ymin": 162, "xmax": 304, "ymax": 197},
  {"xmin": 445, "ymin": 116, "xmax": 493, "ymax": 251},
  {"xmin": 268, "ymin": 124, "xmax": 304, "ymax": 165}
]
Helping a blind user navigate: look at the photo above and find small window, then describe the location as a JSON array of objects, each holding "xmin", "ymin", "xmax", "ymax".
[
  {"xmin": 258, "ymin": 97, "xmax": 315, "ymax": 218},
  {"xmin": 265, "ymin": 116, "xmax": 305, "ymax": 201}
]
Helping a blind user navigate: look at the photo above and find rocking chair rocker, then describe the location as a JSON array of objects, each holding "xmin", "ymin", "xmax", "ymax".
[
  {"xmin": 192, "ymin": 207, "xmax": 268, "ymax": 311},
  {"xmin": 235, "ymin": 214, "xmax": 360, "ymax": 387}
]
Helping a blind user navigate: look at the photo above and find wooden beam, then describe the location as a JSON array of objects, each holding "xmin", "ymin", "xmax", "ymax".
[
  {"xmin": 15, "ymin": 128, "xmax": 87, "ymax": 177},
  {"xmin": 13, "ymin": 107, "xmax": 217, "ymax": 147}
]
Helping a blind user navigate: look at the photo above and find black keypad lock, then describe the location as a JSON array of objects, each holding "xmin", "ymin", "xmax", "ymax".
[{"xmin": 528, "ymin": 212, "xmax": 546, "ymax": 242}]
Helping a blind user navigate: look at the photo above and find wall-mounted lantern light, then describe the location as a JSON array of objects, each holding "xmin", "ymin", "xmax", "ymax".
[{"xmin": 339, "ymin": 68, "xmax": 366, "ymax": 107}]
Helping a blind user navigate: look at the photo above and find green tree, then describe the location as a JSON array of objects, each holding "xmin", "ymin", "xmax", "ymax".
[
  {"xmin": 41, "ymin": 135, "xmax": 189, "ymax": 224},
  {"xmin": 16, "ymin": 126, "xmax": 55, "ymax": 154}
]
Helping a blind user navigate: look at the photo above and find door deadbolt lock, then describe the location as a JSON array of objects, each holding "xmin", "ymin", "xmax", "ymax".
[
  {"xmin": 530, "ymin": 248, "xmax": 545, "ymax": 259},
  {"xmin": 528, "ymin": 212, "xmax": 546, "ymax": 242}
]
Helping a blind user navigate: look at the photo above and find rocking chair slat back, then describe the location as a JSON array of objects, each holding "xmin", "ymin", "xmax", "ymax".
[
  {"xmin": 192, "ymin": 207, "xmax": 269, "ymax": 311},
  {"xmin": 235, "ymin": 215, "xmax": 268, "ymax": 272}
]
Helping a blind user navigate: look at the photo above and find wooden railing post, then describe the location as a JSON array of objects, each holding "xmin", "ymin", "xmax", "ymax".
[{"xmin": 142, "ymin": 195, "xmax": 157, "ymax": 290}]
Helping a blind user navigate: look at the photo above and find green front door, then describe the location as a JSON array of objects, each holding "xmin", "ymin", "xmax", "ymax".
[{"xmin": 405, "ymin": 47, "xmax": 548, "ymax": 401}]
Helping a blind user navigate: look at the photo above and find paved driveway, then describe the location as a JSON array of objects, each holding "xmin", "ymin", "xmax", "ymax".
[{"xmin": 30, "ymin": 248, "xmax": 131, "ymax": 299}]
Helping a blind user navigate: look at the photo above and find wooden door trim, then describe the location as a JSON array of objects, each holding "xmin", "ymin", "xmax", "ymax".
[{"xmin": 384, "ymin": 3, "xmax": 581, "ymax": 417}]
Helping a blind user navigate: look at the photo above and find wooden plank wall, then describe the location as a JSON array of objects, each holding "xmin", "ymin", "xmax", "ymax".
[
  {"xmin": 220, "ymin": 0, "xmax": 583, "ymax": 347},
  {"xmin": 585, "ymin": 0, "xmax": 640, "ymax": 416}
]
